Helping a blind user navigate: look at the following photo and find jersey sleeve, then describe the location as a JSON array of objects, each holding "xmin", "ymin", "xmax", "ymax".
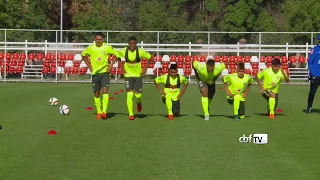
[
  {"xmin": 118, "ymin": 48, "xmax": 126, "ymax": 58},
  {"xmin": 193, "ymin": 61, "xmax": 199, "ymax": 70},
  {"xmin": 106, "ymin": 45, "xmax": 120, "ymax": 58},
  {"xmin": 81, "ymin": 46, "xmax": 91, "ymax": 57},
  {"xmin": 139, "ymin": 48, "xmax": 152, "ymax": 60},
  {"xmin": 223, "ymin": 75, "xmax": 230, "ymax": 84},
  {"xmin": 180, "ymin": 75, "xmax": 188, "ymax": 85},
  {"xmin": 155, "ymin": 74, "xmax": 166, "ymax": 84},
  {"xmin": 257, "ymin": 70, "xmax": 265, "ymax": 80},
  {"xmin": 247, "ymin": 75, "xmax": 254, "ymax": 84}
]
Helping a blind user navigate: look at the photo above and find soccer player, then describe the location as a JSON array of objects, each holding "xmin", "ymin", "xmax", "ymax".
[
  {"xmin": 117, "ymin": 36, "xmax": 152, "ymax": 120},
  {"xmin": 223, "ymin": 62, "xmax": 253, "ymax": 121},
  {"xmin": 82, "ymin": 33, "xmax": 120, "ymax": 120},
  {"xmin": 193, "ymin": 57, "xmax": 225, "ymax": 120},
  {"xmin": 306, "ymin": 35, "xmax": 320, "ymax": 113},
  {"xmin": 256, "ymin": 58, "xmax": 289, "ymax": 119},
  {"xmin": 154, "ymin": 64, "xmax": 189, "ymax": 120}
]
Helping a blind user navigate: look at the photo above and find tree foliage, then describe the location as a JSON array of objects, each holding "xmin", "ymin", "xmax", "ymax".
[{"xmin": 0, "ymin": 0, "xmax": 318, "ymax": 44}]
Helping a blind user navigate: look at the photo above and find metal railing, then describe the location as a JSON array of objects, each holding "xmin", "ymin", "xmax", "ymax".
[{"xmin": 0, "ymin": 29, "xmax": 316, "ymax": 83}]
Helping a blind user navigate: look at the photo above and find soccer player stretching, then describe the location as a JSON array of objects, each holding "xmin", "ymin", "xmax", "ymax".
[
  {"xmin": 223, "ymin": 63, "xmax": 253, "ymax": 121},
  {"xmin": 82, "ymin": 33, "xmax": 120, "ymax": 120},
  {"xmin": 256, "ymin": 58, "xmax": 289, "ymax": 119},
  {"xmin": 154, "ymin": 64, "xmax": 189, "ymax": 120},
  {"xmin": 118, "ymin": 36, "xmax": 152, "ymax": 120},
  {"xmin": 193, "ymin": 57, "xmax": 225, "ymax": 120}
]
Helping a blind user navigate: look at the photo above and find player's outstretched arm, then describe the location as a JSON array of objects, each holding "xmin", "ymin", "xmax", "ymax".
[
  {"xmin": 117, "ymin": 58, "xmax": 126, "ymax": 74},
  {"xmin": 107, "ymin": 56, "xmax": 117, "ymax": 72},
  {"xmin": 154, "ymin": 80, "xmax": 166, "ymax": 96},
  {"xmin": 281, "ymin": 68, "xmax": 290, "ymax": 83},
  {"xmin": 178, "ymin": 80, "xmax": 188, "ymax": 100},
  {"xmin": 256, "ymin": 77, "xmax": 264, "ymax": 94}
]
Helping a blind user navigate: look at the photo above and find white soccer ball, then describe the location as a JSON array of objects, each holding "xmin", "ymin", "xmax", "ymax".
[
  {"xmin": 59, "ymin": 105, "xmax": 70, "ymax": 115},
  {"xmin": 49, "ymin": 97, "xmax": 59, "ymax": 106}
]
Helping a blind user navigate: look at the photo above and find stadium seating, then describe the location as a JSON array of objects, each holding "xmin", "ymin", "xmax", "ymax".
[{"xmin": 0, "ymin": 52, "xmax": 308, "ymax": 78}]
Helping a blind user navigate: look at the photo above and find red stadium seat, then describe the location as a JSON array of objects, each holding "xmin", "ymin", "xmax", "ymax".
[
  {"xmin": 58, "ymin": 61, "xmax": 65, "ymax": 67},
  {"xmin": 289, "ymin": 56, "xmax": 296, "ymax": 63},
  {"xmin": 45, "ymin": 53, "xmax": 52, "ymax": 61},
  {"xmin": 156, "ymin": 55, "xmax": 162, "ymax": 62},
  {"xmin": 43, "ymin": 61, "xmax": 50, "ymax": 67},
  {"xmin": 245, "ymin": 69, "xmax": 251, "ymax": 75},
  {"xmin": 36, "ymin": 53, "xmax": 43, "ymax": 61},
  {"xmin": 170, "ymin": 55, "xmax": 177, "ymax": 62},
  {"xmin": 225, "ymin": 64, "xmax": 229, "ymax": 69},
  {"xmin": 184, "ymin": 68, "xmax": 191, "ymax": 76},
  {"xmin": 185, "ymin": 55, "xmax": 191, "ymax": 62},
  {"xmin": 0, "ymin": 60, "xmax": 2, "ymax": 66},
  {"xmin": 185, "ymin": 64, "xmax": 191, "ymax": 68},
  {"xmin": 153, "ymin": 68, "xmax": 160, "ymax": 75},
  {"xmin": 67, "ymin": 54, "xmax": 74, "ymax": 60},
  {"xmin": 72, "ymin": 67, "xmax": 79, "ymax": 74},
  {"xmin": 274, "ymin": 56, "xmax": 280, "ymax": 60},
  {"xmin": 20, "ymin": 53, "xmax": 26, "ymax": 60},
  {"xmin": 117, "ymin": 68, "xmax": 123, "ymax": 75},
  {"xmin": 162, "ymin": 62, "xmax": 169, "ymax": 68},
  {"xmin": 282, "ymin": 64, "xmax": 288, "ymax": 69},
  {"xmin": 229, "ymin": 69, "xmax": 236, "ymax": 74},
  {"xmin": 18, "ymin": 59, "xmax": 25, "ymax": 66},
  {"xmin": 266, "ymin": 56, "xmax": 273, "ymax": 63},
  {"xmin": 214, "ymin": 56, "xmax": 221, "ymax": 62},
  {"xmin": 10, "ymin": 59, "xmax": 17, "ymax": 66},
  {"xmin": 148, "ymin": 63, "xmax": 154, "ymax": 68},
  {"xmin": 0, "ymin": 53, "xmax": 4, "ymax": 60},
  {"xmin": 111, "ymin": 68, "xmax": 116, "ymax": 75},
  {"xmin": 73, "ymin": 61, "xmax": 80, "ymax": 67},
  {"xmin": 200, "ymin": 56, "xmax": 206, "ymax": 62},
  {"xmin": 50, "ymin": 67, "xmax": 56, "ymax": 74},
  {"xmin": 50, "ymin": 62, "xmax": 56, "ymax": 68},
  {"xmin": 229, "ymin": 64, "xmax": 236, "ymax": 69},
  {"xmin": 162, "ymin": 68, "xmax": 168, "ymax": 74},
  {"xmin": 9, "ymin": 66, "xmax": 15, "ymax": 74},
  {"xmin": 244, "ymin": 56, "xmax": 250, "ymax": 62},
  {"xmin": 178, "ymin": 55, "xmax": 184, "ymax": 62},
  {"xmin": 298, "ymin": 56, "xmax": 305, "ymax": 63},
  {"xmin": 260, "ymin": 56, "xmax": 265, "ymax": 63},
  {"xmin": 65, "ymin": 67, "xmax": 71, "ymax": 74},
  {"xmin": 59, "ymin": 53, "xmax": 66, "ymax": 61},
  {"xmin": 80, "ymin": 67, "xmax": 87, "ymax": 75},
  {"xmin": 222, "ymin": 56, "xmax": 228, "ymax": 63},
  {"xmin": 42, "ymin": 67, "xmax": 49, "ymax": 74},
  {"xmin": 141, "ymin": 63, "xmax": 147, "ymax": 68},
  {"xmin": 281, "ymin": 56, "xmax": 288, "ymax": 63},
  {"xmin": 6, "ymin": 53, "xmax": 11, "ymax": 60},
  {"xmin": 252, "ymin": 63, "xmax": 259, "ymax": 69},
  {"xmin": 52, "ymin": 54, "xmax": 58, "ymax": 60},
  {"xmin": 28, "ymin": 53, "xmax": 35, "ymax": 60},
  {"xmin": 237, "ymin": 56, "xmax": 243, "ymax": 62},
  {"xmin": 177, "ymin": 63, "xmax": 183, "ymax": 68},
  {"xmin": 12, "ymin": 53, "xmax": 19, "ymax": 60},
  {"xmin": 16, "ymin": 66, "xmax": 23, "ymax": 74},
  {"xmin": 229, "ymin": 56, "xmax": 236, "ymax": 63},
  {"xmin": 192, "ymin": 56, "xmax": 198, "ymax": 62},
  {"xmin": 267, "ymin": 63, "xmax": 272, "ymax": 68},
  {"xmin": 1, "ymin": 66, "xmax": 8, "ymax": 73}
]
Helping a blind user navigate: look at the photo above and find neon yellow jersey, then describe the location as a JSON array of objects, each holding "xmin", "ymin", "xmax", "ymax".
[
  {"xmin": 118, "ymin": 47, "xmax": 151, "ymax": 77},
  {"xmin": 155, "ymin": 74, "xmax": 188, "ymax": 101},
  {"xmin": 81, "ymin": 43, "xmax": 120, "ymax": 75},
  {"xmin": 257, "ymin": 68, "xmax": 286, "ymax": 93},
  {"xmin": 193, "ymin": 61, "xmax": 225, "ymax": 84},
  {"xmin": 223, "ymin": 73, "xmax": 253, "ymax": 95}
]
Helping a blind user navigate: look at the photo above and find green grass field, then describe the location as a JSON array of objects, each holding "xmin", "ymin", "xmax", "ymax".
[{"xmin": 0, "ymin": 83, "xmax": 320, "ymax": 180}]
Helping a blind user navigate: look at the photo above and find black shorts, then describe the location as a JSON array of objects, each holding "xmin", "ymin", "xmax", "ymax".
[
  {"xmin": 162, "ymin": 96, "xmax": 180, "ymax": 115},
  {"xmin": 227, "ymin": 98, "xmax": 245, "ymax": 116},
  {"xmin": 198, "ymin": 81, "xmax": 216, "ymax": 99},
  {"xmin": 92, "ymin": 72, "xmax": 110, "ymax": 92},
  {"xmin": 125, "ymin": 77, "xmax": 143, "ymax": 92}
]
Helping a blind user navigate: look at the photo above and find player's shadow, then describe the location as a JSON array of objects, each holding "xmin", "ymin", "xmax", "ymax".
[
  {"xmin": 195, "ymin": 114, "xmax": 224, "ymax": 118},
  {"xmin": 224, "ymin": 115, "xmax": 251, "ymax": 119},
  {"xmin": 254, "ymin": 113, "xmax": 285, "ymax": 117},
  {"xmin": 301, "ymin": 109, "xmax": 320, "ymax": 114},
  {"xmin": 155, "ymin": 114, "xmax": 189, "ymax": 118}
]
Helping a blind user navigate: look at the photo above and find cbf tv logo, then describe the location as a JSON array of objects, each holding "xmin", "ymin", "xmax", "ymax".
[{"xmin": 239, "ymin": 134, "xmax": 268, "ymax": 145}]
